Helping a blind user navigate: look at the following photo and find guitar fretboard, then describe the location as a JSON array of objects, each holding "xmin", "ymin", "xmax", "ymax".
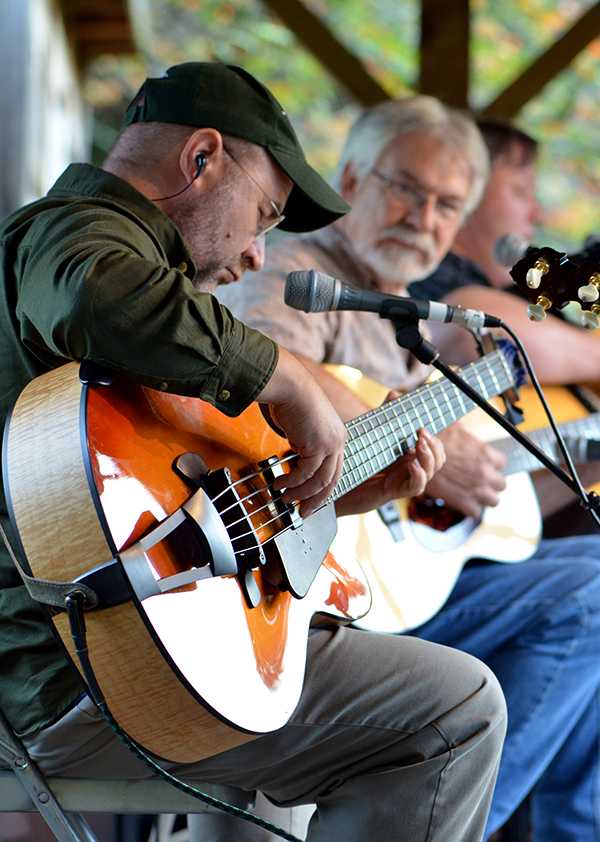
[
  {"xmin": 332, "ymin": 349, "xmax": 515, "ymax": 502},
  {"xmin": 492, "ymin": 413, "xmax": 600, "ymax": 476}
]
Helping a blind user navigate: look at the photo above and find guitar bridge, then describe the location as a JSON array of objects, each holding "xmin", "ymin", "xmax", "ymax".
[{"xmin": 258, "ymin": 455, "xmax": 303, "ymax": 530}]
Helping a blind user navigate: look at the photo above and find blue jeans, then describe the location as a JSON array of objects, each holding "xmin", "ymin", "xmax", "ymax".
[{"xmin": 412, "ymin": 536, "xmax": 600, "ymax": 842}]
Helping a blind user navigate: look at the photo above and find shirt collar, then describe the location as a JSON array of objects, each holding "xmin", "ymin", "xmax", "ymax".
[{"xmin": 48, "ymin": 164, "xmax": 195, "ymax": 275}]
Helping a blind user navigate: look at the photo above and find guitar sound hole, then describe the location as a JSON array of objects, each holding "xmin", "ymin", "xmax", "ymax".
[{"xmin": 408, "ymin": 496, "xmax": 465, "ymax": 532}]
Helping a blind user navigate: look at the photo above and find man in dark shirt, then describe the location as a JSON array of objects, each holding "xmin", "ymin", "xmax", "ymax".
[
  {"xmin": 411, "ymin": 120, "xmax": 600, "ymax": 522},
  {"xmin": 408, "ymin": 120, "xmax": 600, "ymax": 838},
  {"xmin": 411, "ymin": 120, "xmax": 600, "ymax": 384},
  {"xmin": 0, "ymin": 63, "xmax": 504, "ymax": 842}
]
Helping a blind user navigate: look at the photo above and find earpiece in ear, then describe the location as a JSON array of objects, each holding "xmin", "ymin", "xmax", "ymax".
[
  {"xmin": 194, "ymin": 153, "xmax": 207, "ymax": 179},
  {"xmin": 150, "ymin": 153, "xmax": 206, "ymax": 202}
]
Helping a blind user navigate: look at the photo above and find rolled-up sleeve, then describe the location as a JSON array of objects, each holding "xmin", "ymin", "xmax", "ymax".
[{"xmin": 15, "ymin": 207, "xmax": 277, "ymax": 416}]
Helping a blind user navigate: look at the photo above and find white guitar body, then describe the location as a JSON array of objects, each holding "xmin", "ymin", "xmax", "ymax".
[
  {"xmin": 323, "ymin": 367, "xmax": 543, "ymax": 634},
  {"xmin": 328, "ymin": 365, "xmax": 600, "ymax": 636},
  {"xmin": 333, "ymin": 471, "xmax": 540, "ymax": 634}
]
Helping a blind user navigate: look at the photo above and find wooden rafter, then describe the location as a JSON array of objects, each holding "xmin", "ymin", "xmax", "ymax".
[
  {"xmin": 483, "ymin": 1, "xmax": 600, "ymax": 118},
  {"xmin": 58, "ymin": 0, "xmax": 137, "ymax": 67},
  {"xmin": 419, "ymin": 0, "xmax": 470, "ymax": 108},
  {"xmin": 260, "ymin": 0, "xmax": 392, "ymax": 106}
]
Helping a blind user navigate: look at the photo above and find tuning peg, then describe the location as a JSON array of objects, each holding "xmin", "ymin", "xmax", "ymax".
[
  {"xmin": 525, "ymin": 257, "xmax": 550, "ymax": 289},
  {"xmin": 527, "ymin": 294, "xmax": 552, "ymax": 322},
  {"xmin": 527, "ymin": 303, "xmax": 547, "ymax": 321},
  {"xmin": 581, "ymin": 303, "xmax": 600, "ymax": 330},
  {"xmin": 578, "ymin": 273, "xmax": 600, "ymax": 303},
  {"xmin": 579, "ymin": 285, "xmax": 600, "ymax": 303}
]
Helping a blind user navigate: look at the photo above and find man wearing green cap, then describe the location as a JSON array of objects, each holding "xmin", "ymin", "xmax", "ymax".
[{"xmin": 0, "ymin": 63, "xmax": 505, "ymax": 842}]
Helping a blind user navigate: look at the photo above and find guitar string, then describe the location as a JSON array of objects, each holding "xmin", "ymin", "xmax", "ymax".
[
  {"xmin": 317, "ymin": 363, "xmax": 505, "ymax": 496},
  {"xmin": 209, "ymin": 354, "xmax": 508, "ymax": 509},
  {"xmin": 223, "ymin": 363, "xmax": 508, "ymax": 540},
  {"xmin": 218, "ymin": 365, "xmax": 504, "ymax": 533},
  {"xmin": 207, "ymin": 352, "xmax": 507, "ymax": 506},
  {"xmin": 229, "ymin": 440, "xmax": 496, "ymax": 554},
  {"xmin": 501, "ymin": 413, "xmax": 600, "ymax": 474},
  {"xmin": 222, "ymin": 367, "xmax": 508, "ymax": 550},
  {"xmin": 209, "ymin": 353, "xmax": 507, "ymax": 507},
  {"xmin": 223, "ymin": 383, "xmax": 489, "ymax": 536}
]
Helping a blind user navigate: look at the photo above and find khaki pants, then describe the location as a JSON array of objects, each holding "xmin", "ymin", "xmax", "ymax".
[{"xmin": 25, "ymin": 626, "xmax": 506, "ymax": 842}]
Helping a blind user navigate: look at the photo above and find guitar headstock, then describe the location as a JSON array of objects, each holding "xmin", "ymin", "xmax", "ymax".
[{"xmin": 510, "ymin": 246, "xmax": 600, "ymax": 329}]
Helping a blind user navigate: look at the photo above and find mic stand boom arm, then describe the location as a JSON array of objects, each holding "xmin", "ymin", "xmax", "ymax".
[{"xmin": 387, "ymin": 310, "xmax": 600, "ymax": 525}]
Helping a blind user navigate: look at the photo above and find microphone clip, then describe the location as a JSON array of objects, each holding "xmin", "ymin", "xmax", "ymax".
[{"xmin": 386, "ymin": 309, "xmax": 440, "ymax": 366}]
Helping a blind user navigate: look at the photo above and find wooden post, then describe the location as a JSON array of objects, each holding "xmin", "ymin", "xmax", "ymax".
[
  {"xmin": 0, "ymin": 0, "xmax": 29, "ymax": 218},
  {"xmin": 419, "ymin": 0, "xmax": 470, "ymax": 108}
]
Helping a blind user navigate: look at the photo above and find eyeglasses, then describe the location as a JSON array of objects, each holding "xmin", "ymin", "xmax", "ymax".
[
  {"xmin": 224, "ymin": 146, "xmax": 286, "ymax": 237},
  {"xmin": 371, "ymin": 169, "xmax": 465, "ymax": 222}
]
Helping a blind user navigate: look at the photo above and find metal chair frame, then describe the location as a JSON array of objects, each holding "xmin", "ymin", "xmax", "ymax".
[{"xmin": 0, "ymin": 705, "xmax": 209, "ymax": 842}]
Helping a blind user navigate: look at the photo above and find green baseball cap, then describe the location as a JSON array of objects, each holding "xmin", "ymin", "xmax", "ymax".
[{"xmin": 123, "ymin": 62, "xmax": 349, "ymax": 233}]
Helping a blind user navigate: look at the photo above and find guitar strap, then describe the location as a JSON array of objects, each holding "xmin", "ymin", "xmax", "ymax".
[{"xmin": 0, "ymin": 518, "xmax": 98, "ymax": 613}]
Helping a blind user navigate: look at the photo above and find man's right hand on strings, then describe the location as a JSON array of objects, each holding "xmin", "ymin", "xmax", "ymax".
[{"xmin": 257, "ymin": 347, "xmax": 347, "ymax": 517}]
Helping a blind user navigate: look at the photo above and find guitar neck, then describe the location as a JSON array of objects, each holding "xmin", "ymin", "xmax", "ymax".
[
  {"xmin": 493, "ymin": 412, "xmax": 600, "ymax": 476},
  {"xmin": 331, "ymin": 349, "xmax": 514, "ymax": 502}
]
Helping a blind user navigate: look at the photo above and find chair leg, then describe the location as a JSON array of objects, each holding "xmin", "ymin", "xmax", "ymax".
[
  {"xmin": 0, "ymin": 705, "xmax": 98, "ymax": 842},
  {"xmin": 65, "ymin": 813, "xmax": 102, "ymax": 842},
  {"xmin": 11, "ymin": 764, "xmax": 100, "ymax": 842},
  {"xmin": 24, "ymin": 801, "xmax": 100, "ymax": 842}
]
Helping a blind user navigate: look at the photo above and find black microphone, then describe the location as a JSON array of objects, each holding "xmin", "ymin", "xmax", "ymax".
[
  {"xmin": 561, "ymin": 437, "xmax": 600, "ymax": 463},
  {"xmin": 494, "ymin": 234, "xmax": 531, "ymax": 268},
  {"xmin": 285, "ymin": 269, "xmax": 502, "ymax": 330}
]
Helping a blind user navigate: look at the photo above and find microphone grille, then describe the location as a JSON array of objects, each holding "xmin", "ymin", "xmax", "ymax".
[
  {"xmin": 284, "ymin": 270, "xmax": 336, "ymax": 312},
  {"xmin": 494, "ymin": 234, "xmax": 529, "ymax": 267}
]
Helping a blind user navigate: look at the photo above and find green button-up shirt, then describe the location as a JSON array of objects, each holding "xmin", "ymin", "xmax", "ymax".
[{"xmin": 0, "ymin": 163, "xmax": 278, "ymax": 736}]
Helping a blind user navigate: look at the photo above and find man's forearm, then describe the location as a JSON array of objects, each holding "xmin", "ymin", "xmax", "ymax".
[{"xmin": 295, "ymin": 355, "xmax": 370, "ymax": 422}]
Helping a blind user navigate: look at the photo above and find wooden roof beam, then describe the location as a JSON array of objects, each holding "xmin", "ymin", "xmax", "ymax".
[
  {"xmin": 58, "ymin": 0, "xmax": 137, "ymax": 67},
  {"xmin": 260, "ymin": 0, "xmax": 392, "ymax": 106},
  {"xmin": 69, "ymin": 21, "xmax": 133, "ymax": 42},
  {"xmin": 419, "ymin": 0, "xmax": 470, "ymax": 108},
  {"xmin": 483, "ymin": 2, "xmax": 600, "ymax": 119}
]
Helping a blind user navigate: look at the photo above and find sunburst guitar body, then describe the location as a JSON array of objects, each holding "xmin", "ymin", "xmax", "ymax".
[
  {"xmin": 3, "ymin": 363, "xmax": 370, "ymax": 763},
  {"xmin": 3, "ymin": 347, "xmax": 521, "ymax": 760}
]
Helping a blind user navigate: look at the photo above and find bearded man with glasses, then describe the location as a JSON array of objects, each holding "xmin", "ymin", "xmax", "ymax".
[{"xmin": 218, "ymin": 96, "xmax": 600, "ymax": 842}]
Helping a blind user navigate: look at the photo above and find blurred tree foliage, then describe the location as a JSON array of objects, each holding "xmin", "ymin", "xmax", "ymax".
[{"xmin": 85, "ymin": 0, "xmax": 599, "ymax": 249}]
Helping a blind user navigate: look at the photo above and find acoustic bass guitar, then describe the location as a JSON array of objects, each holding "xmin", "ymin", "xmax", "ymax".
[{"xmin": 3, "ymin": 344, "xmax": 518, "ymax": 762}]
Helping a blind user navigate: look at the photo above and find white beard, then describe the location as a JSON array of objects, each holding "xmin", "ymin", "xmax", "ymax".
[{"xmin": 361, "ymin": 243, "xmax": 439, "ymax": 292}]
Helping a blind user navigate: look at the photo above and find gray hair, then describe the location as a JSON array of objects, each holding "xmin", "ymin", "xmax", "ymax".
[{"xmin": 335, "ymin": 96, "xmax": 489, "ymax": 216}]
